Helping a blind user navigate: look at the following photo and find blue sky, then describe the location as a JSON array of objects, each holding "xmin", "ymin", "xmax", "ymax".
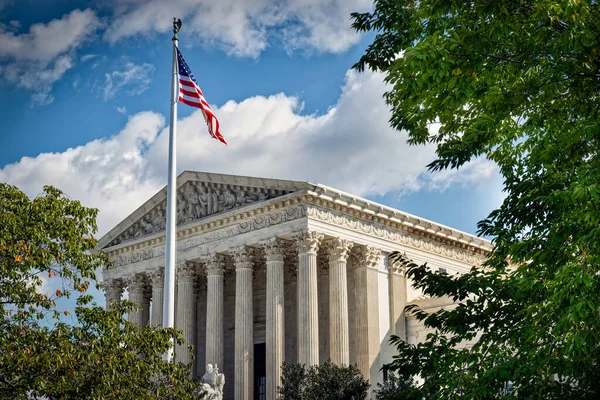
[{"xmin": 0, "ymin": 0, "xmax": 503, "ymax": 257}]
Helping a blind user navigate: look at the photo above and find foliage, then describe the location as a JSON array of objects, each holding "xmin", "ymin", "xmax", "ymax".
[
  {"xmin": 278, "ymin": 361, "xmax": 370, "ymax": 400},
  {"xmin": 279, "ymin": 362, "xmax": 307, "ymax": 400},
  {"xmin": 373, "ymin": 372, "xmax": 415, "ymax": 400},
  {"xmin": 0, "ymin": 184, "xmax": 202, "ymax": 399},
  {"xmin": 352, "ymin": 0, "xmax": 600, "ymax": 398}
]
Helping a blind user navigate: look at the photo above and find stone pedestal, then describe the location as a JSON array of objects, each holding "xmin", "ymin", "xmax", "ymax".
[
  {"xmin": 328, "ymin": 238, "xmax": 353, "ymax": 365},
  {"xmin": 149, "ymin": 269, "xmax": 164, "ymax": 327},
  {"xmin": 295, "ymin": 231, "xmax": 323, "ymax": 366},
  {"xmin": 126, "ymin": 274, "xmax": 148, "ymax": 327},
  {"xmin": 204, "ymin": 254, "xmax": 225, "ymax": 370},
  {"xmin": 264, "ymin": 239, "xmax": 285, "ymax": 399},
  {"xmin": 354, "ymin": 246, "xmax": 381, "ymax": 379},
  {"xmin": 104, "ymin": 279, "xmax": 124, "ymax": 310},
  {"xmin": 175, "ymin": 262, "xmax": 197, "ymax": 368},
  {"xmin": 233, "ymin": 247, "xmax": 254, "ymax": 400}
]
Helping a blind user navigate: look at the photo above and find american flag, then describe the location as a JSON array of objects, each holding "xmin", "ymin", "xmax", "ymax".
[{"xmin": 176, "ymin": 48, "xmax": 227, "ymax": 145}]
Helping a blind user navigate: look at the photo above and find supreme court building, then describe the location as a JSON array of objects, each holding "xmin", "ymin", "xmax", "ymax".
[{"xmin": 99, "ymin": 171, "xmax": 492, "ymax": 399}]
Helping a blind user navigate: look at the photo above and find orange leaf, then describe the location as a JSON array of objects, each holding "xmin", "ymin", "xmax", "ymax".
[
  {"xmin": 64, "ymin": 310, "xmax": 70, "ymax": 316},
  {"xmin": 56, "ymin": 289, "xmax": 63, "ymax": 297},
  {"xmin": 14, "ymin": 255, "xmax": 23, "ymax": 262}
]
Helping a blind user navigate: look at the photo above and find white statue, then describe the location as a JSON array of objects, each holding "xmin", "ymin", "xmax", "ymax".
[{"xmin": 202, "ymin": 363, "xmax": 225, "ymax": 400}]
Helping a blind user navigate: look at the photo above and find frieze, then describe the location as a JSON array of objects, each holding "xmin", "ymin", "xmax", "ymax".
[
  {"xmin": 238, "ymin": 206, "xmax": 306, "ymax": 233},
  {"xmin": 306, "ymin": 206, "xmax": 486, "ymax": 265},
  {"xmin": 109, "ymin": 205, "xmax": 306, "ymax": 269}
]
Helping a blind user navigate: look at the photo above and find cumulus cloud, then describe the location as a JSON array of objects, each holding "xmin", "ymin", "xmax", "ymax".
[
  {"xmin": 0, "ymin": 9, "xmax": 101, "ymax": 104},
  {"xmin": 102, "ymin": 62, "xmax": 155, "ymax": 100},
  {"xmin": 0, "ymin": 68, "xmax": 495, "ymax": 237},
  {"xmin": 105, "ymin": 0, "xmax": 372, "ymax": 57}
]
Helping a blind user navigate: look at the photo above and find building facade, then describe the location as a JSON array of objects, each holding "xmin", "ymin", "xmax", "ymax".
[{"xmin": 99, "ymin": 171, "xmax": 491, "ymax": 399}]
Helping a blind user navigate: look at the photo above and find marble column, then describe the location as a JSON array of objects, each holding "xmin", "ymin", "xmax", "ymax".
[
  {"xmin": 263, "ymin": 239, "xmax": 286, "ymax": 399},
  {"xmin": 175, "ymin": 262, "xmax": 197, "ymax": 367},
  {"xmin": 327, "ymin": 238, "xmax": 353, "ymax": 365},
  {"xmin": 233, "ymin": 247, "xmax": 254, "ymax": 400},
  {"xmin": 204, "ymin": 254, "xmax": 225, "ymax": 370},
  {"xmin": 354, "ymin": 246, "xmax": 381, "ymax": 380},
  {"xmin": 389, "ymin": 261, "xmax": 407, "ymax": 340},
  {"xmin": 126, "ymin": 274, "xmax": 148, "ymax": 327},
  {"xmin": 149, "ymin": 269, "xmax": 164, "ymax": 327},
  {"xmin": 294, "ymin": 230, "xmax": 323, "ymax": 366},
  {"xmin": 104, "ymin": 279, "xmax": 124, "ymax": 310}
]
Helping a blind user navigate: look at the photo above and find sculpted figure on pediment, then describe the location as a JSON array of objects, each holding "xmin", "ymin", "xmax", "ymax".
[
  {"xmin": 223, "ymin": 188, "xmax": 236, "ymax": 209},
  {"xmin": 151, "ymin": 208, "xmax": 166, "ymax": 231},
  {"xmin": 140, "ymin": 215, "xmax": 154, "ymax": 235},
  {"xmin": 198, "ymin": 186, "xmax": 209, "ymax": 216},
  {"xmin": 184, "ymin": 184, "xmax": 201, "ymax": 221},
  {"xmin": 211, "ymin": 188, "xmax": 220, "ymax": 213},
  {"xmin": 176, "ymin": 192, "xmax": 187, "ymax": 224}
]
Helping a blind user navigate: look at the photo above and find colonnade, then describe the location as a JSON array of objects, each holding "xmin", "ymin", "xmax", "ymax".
[{"xmin": 103, "ymin": 231, "xmax": 384, "ymax": 399}]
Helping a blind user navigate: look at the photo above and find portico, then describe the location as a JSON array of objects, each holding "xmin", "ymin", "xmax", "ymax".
[{"xmin": 99, "ymin": 171, "xmax": 491, "ymax": 399}]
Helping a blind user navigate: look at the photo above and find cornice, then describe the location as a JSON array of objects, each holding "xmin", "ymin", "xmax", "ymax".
[
  {"xmin": 305, "ymin": 186, "xmax": 491, "ymax": 252},
  {"xmin": 305, "ymin": 202, "xmax": 488, "ymax": 265}
]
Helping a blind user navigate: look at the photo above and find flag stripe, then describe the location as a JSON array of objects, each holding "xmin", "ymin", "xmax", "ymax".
[{"xmin": 175, "ymin": 47, "xmax": 226, "ymax": 145}]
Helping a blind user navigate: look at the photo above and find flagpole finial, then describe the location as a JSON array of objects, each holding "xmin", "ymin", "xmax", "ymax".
[{"xmin": 173, "ymin": 18, "xmax": 182, "ymax": 40}]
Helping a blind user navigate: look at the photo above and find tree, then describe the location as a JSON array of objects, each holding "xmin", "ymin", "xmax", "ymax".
[
  {"xmin": 352, "ymin": 1, "xmax": 600, "ymax": 398},
  {"xmin": 278, "ymin": 361, "xmax": 370, "ymax": 400},
  {"xmin": 0, "ymin": 183, "xmax": 202, "ymax": 399}
]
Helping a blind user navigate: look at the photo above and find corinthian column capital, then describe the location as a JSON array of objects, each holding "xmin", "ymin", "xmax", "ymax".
[
  {"xmin": 325, "ymin": 238, "xmax": 354, "ymax": 262},
  {"xmin": 202, "ymin": 254, "xmax": 226, "ymax": 276},
  {"xmin": 231, "ymin": 246, "xmax": 253, "ymax": 271},
  {"xmin": 176, "ymin": 262, "xmax": 197, "ymax": 282},
  {"xmin": 355, "ymin": 245, "xmax": 381, "ymax": 268},
  {"xmin": 148, "ymin": 268, "xmax": 164, "ymax": 287},
  {"xmin": 125, "ymin": 273, "xmax": 148, "ymax": 294},
  {"xmin": 293, "ymin": 230, "xmax": 324, "ymax": 254},
  {"xmin": 103, "ymin": 278, "xmax": 124, "ymax": 297},
  {"xmin": 262, "ymin": 238, "xmax": 287, "ymax": 262}
]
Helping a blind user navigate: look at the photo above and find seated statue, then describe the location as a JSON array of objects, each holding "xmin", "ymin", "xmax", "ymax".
[{"xmin": 202, "ymin": 363, "xmax": 225, "ymax": 400}]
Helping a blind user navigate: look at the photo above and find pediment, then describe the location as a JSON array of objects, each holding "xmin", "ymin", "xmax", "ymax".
[{"xmin": 98, "ymin": 171, "xmax": 309, "ymax": 249}]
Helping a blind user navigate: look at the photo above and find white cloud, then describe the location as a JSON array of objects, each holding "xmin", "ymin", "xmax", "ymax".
[
  {"xmin": 0, "ymin": 68, "xmax": 494, "ymax": 238},
  {"xmin": 115, "ymin": 106, "xmax": 127, "ymax": 114},
  {"xmin": 105, "ymin": 0, "xmax": 372, "ymax": 57},
  {"xmin": 102, "ymin": 62, "xmax": 155, "ymax": 100},
  {"xmin": 0, "ymin": 9, "xmax": 101, "ymax": 104},
  {"xmin": 80, "ymin": 53, "xmax": 97, "ymax": 62}
]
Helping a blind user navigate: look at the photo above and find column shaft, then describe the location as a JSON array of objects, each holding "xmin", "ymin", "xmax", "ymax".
[
  {"xmin": 264, "ymin": 240, "xmax": 285, "ymax": 399},
  {"xmin": 234, "ymin": 248, "xmax": 254, "ymax": 400},
  {"xmin": 150, "ymin": 269, "xmax": 165, "ymax": 327},
  {"xmin": 175, "ymin": 263, "xmax": 197, "ymax": 368},
  {"xmin": 295, "ymin": 231, "xmax": 323, "ymax": 366},
  {"xmin": 126, "ymin": 275, "xmax": 147, "ymax": 327},
  {"xmin": 354, "ymin": 246, "xmax": 381, "ymax": 380},
  {"xmin": 205, "ymin": 256, "xmax": 224, "ymax": 370}
]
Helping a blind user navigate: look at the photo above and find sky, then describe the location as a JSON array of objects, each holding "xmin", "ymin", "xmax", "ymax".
[{"xmin": 0, "ymin": 1, "xmax": 503, "ymax": 307}]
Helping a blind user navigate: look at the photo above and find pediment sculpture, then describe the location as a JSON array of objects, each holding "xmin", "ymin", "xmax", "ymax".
[
  {"xmin": 201, "ymin": 363, "xmax": 225, "ymax": 400},
  {"xmin": 107, "ymin": 182, "xmax": 288, "ymax": 247}
]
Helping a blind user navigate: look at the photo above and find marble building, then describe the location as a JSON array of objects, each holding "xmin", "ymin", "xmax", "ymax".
[{"xmin": 99, "ymin": 171, "xmax": 492, "ymax": 399}]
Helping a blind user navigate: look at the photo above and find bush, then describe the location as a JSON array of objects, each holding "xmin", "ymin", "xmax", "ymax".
[
  {"xmin": 279, "ymin": 360, "xmax": 369, "ymax": 400},
  {"xmin": 373, "ymin": 372, "xmax": 416, "ymax": 400}
]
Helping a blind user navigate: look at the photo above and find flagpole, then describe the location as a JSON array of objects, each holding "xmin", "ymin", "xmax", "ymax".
[{"xmin": 163, "ymin": 17, "xmax": 181, "ymax": 361}]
